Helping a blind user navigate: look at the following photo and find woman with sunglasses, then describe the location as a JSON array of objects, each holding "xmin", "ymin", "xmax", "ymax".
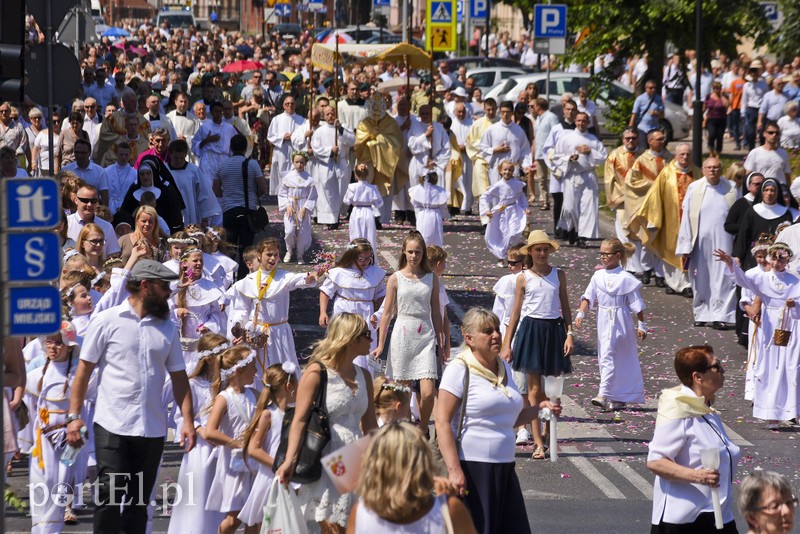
[
  {"xmin": 647, "ymin": 345, "xmax": 741, "ymax": 533},
  {"xmin": 76, "ymin": 223, "xmax": 107, "ymax": 270}
]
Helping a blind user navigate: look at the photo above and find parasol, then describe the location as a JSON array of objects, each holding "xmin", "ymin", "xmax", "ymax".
[
  {"xmin": 376, "ymin": 77, "xmax": 420, "ymax": 93},
  {"xmin": 222, "ymin": 60, "xmax": 264, "ymax": 73}
]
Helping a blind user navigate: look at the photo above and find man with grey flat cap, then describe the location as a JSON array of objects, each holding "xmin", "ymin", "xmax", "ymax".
[{"xmin": 66, "ymin": 259, "xmax": 196, "ymax": 533}]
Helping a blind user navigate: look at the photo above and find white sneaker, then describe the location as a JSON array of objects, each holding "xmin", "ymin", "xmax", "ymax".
[
  {"xmin": 515, "ymin": 427, "xmax": 532, "ymax": 445},
  {"xmin": 283, "ymin": 252, "xmax": 292, "ymax": 263}
]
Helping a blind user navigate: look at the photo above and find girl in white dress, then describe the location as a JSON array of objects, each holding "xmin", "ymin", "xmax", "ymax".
[
  {"xmin": 409, "ymin": 171, "xmax": 450, "ymax": 247},
  {"xmin": 320, "ymin": 239, "xmax": 386, "ymax": 375},
  {"xmin": 237, "ymin": 362, "xmax": 298, "ymax": 528},
  {"xmin": 167, "ymin": 334, "xmax": 227, "ymax": 534},
  {"xmin": 372, "ymin": 376, "xmax": 411, "ymax": 427},
  {"xmin": 740, "ymin": 235, "xmax": 773, "ymax": 401},
  {"xmin": 372, "ymin": 231, "xmax": 444, "ymax": 437},
  {"xmin": 205, "ymin": 226, "xmax": 238, "ymax": 290},
  {"xmin": 716, "ymin": 244, "xmax": 800, "ymax": 428},
  {"xmin": 480, "ymin": 160, "xmax": 529, "ymax": 265},
  {"xmin": 575, "ymin": 238, "xmax": 647, "ymax": 411},
  {"xmin": 227, "ymin": 238, "xmax": 318, "ymax": 382},
  {"xmin": 61, "ymin": 281, "xmax": 94, "ymax": 337},
  {"xmin": 204, "ymin": 346, "xmax": 259, "ymax": 534},
  {"xmin": 279, "ymin": 151, "xmax": 318, "ymax": 263},
  {"xmin": 183, "ymin": 225, "xmax": 225, "ymax": 287},
  {"xmin": 343, "ymin": 163, "xmax": 383, "ymax": 253}
]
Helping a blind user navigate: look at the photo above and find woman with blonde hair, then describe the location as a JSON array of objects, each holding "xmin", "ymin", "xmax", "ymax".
[
  {"xmin": 346, "ymin": 422, "xmax": 477, "ymax": 533},
  {"xmin": 76, "ymin": 223, "xmax": 106, "ymax": 269},
  {"xmin": 117, "ymin": 204, "xmax": 167, "ymax": 263},
  {"xmin": 275, "ymin": 312, "xmax": 377, "ymax": 534}
]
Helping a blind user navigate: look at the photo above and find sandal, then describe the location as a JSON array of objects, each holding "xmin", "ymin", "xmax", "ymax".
[{"xmin": 532, "ymin": 445, "xmax": 546, "ymax": 460}]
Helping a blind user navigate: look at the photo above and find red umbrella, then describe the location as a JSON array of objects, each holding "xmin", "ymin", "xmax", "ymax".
[{"xmin": 222, "ymin": 60, "xmax": 264, "ymax": 73}]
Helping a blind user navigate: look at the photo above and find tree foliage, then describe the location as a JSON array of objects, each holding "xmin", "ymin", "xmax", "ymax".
[{"xmin": 767, "ymin": 0, "xmax": 800, "ymax": 63}]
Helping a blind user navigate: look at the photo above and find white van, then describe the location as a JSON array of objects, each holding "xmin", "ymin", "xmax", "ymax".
[{"xmin": 156, "ymin": 5, "xmax": 197, "ymax": 28}]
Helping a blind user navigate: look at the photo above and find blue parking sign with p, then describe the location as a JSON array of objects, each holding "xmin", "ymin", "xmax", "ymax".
[{"xmin": 534, "ymin": 4, "xmax": 567, "ymax": 38}]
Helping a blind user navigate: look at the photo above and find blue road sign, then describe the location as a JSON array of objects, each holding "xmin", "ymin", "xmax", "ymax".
[
  {"xmin": 373, "ymin": 0, "xmax": 390, "ymax": 6},
  {"xmin": 430, "ymin": 1, "xmax": 453, "ymax": 23},
  {"xmin": 470, "ymin": 0, "xmax": 488, "ymax": 19},
  {"xmin": 7, "ymin": 285, "xmax": 62, "ymax": 336},
  {"xmin": 4, "ymin": 233, "xmax": 61, "ymax": 283},
  {"xmin": 457, "ymin": 0, "xmax": 463, "ymax": 22},
  {"xmin": 275, "ymin": 3, "xmax": 291, "ymax": 16},
  {"xmin": 1, "ymin": 178, "xmax": 60, "ymax": 230},
  {"xmin": 534, "ymin": 4, "xmax": 567, "ymax": 38}
]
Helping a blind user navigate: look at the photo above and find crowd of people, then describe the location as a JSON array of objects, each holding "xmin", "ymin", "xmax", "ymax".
[{"xmin": 1, "ymin": 18, "xmax": 799, "ymax": 534}]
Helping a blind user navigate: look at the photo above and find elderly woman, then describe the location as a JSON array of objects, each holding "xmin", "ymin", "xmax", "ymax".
[
  {"xmin": 436, "ymin": 307, "xmax": 560, "ymax": 534},
  {"xmin": 777, "ymin": 100, "xmax": 800, "ymax": 150},
  {"xmin": 647, "ymin": 345, "xmax": 741, "ymax": 533},
  {"xmin": 737, "ymin": 471, "xmax": 797, "ymax": 534}
]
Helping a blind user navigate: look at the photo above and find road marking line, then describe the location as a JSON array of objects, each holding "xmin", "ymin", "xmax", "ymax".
[
  {"xmin": 593, "ymin": 446, "xmax": 653, "ymax": 499},
  {"xmin": 561, "ymin": 445, "xmax": 625, "ymax": 499}
]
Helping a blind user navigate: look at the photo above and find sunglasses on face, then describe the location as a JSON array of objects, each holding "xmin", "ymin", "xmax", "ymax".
[
  {"xmin": 87, "ymin": 238, "xmax": 106, "ymax": 246},
  {"xmin": 507, "ymin": 260, "xmax": 522, "ymax": 266},
  {"xmin": 703, "ymin": 362, "xmax": 724, "ymax": 373},
  {"xmin": 77, "ymin": 196, "xmax": 99, "ymax": 204},
  {"xmin": 359, "ymin": 330, "xmax": 372, "ymax": 341}
]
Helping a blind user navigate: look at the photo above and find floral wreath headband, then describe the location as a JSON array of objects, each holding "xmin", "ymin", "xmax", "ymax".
[
  {"xmin": 168, "ymin": 237, "xmax": 198, "ymax": 245},
  {"xmin": 263, "ymin": 362, "xmax": 298, "ymax": 389},
  {"xmin": 751, "ymin": 244, "xmax": 772, "ymax": 255},
  {"xmin": 292, "ymin": 150, "xmax": 310, "ymax": 161},
  {"xmin": 769, "ymin": 243, "xmax": 793, "ymax": 260},
  {"xmin": 180, "ymin": 247, "xmax": 203, "ymax": 262},
  {"xmin": 220, "ymin": 349, "xmax": 257, "ymax": 382},
  {"xmin": 206, "ymin": 228, "xmax": 221, "ymax": 240},
  {"xmin": 197, "ymin": 342, "xmax": 230, "ymax": 360},
  {"xmin": 381, "ymin": 381, "xmax": 411, "ymax": 394}
]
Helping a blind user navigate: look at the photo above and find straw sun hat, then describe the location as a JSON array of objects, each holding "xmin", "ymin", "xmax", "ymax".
[{"xmin": 519, "ymin": 230, "xmax": 560, "ymax": 254}]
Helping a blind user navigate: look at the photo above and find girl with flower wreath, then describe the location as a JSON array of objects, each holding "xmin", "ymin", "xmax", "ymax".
[{"xmin": 278, "ymin": 150, "xmax": 317, "ymax": 263}]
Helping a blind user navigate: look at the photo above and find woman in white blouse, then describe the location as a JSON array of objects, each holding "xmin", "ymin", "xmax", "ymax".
[
  {"xmin": 647, "ymin": 345, "xmax": 741, "ymax": 533},
  {"xmin": 777, "ymin": 100, "xmax": 800, "ymax": 150}
]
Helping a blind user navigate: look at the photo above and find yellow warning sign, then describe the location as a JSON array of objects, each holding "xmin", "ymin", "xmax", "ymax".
[
  {"xmin": 426, "ymin": 0, "xmax": 456, "ymax": 51},
  {"xmin": 266, "ymin": 0, "xmax": 277, "ymax": 6}
]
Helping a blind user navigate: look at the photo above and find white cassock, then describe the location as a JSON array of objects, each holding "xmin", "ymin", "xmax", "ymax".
[
  {"xmin": 551, "ymin": 129, "xmax": 607, "ymax": 238},
  {"xmin": 343, "ymin": 180, "xmax": 384, "ymax": 253},
  {"xmin": 407, "ymin": 121, "xmax": 451, "ymax": 183},
  {"xmin": 143, "ymin": 112, "xmax": 176, "ymax": 141},
  {"xmin": 580, "ymin": 266, "xmax": 646, "ymax": 404},
  {"xmin": 478, "ymin": 120, "xmax": 531, "ymax": 184},
  {"xmin": 479, "ymin": 178, "xmax": 528, "ymax": 259},
  {"xmin": 167, "ymin": 110, "xmax": 201, "ymax": 162},
  {"xmin": 105, "ymin": 162, "xmax": 137, "ymax": 215},
  {"xmin": 775, "ymin": 225, "xmax": 800, "ymax": 276},
  {"xmin": 451, "ymin": 116, "xmax": 474, "ymax": 212},
  {"xmin": 408, "ymin": 182, "xmax": 449, "ymax": 247},
  {"xmin": 191, "ymin": 119, "xmax": 236, "ymax": 224},
  {"xmin": 168, "ymin": 162, "xmax": 218, "ymax": 226},
  {"xmin": 676, "ymin": 178, "xmax": 739, "ymax": 323},
  {"xmin": 278, "ymin": 169, "xmax": 317, "ymax": 258},
  {"xmin": 310, "ymin": 122, "xmax": 355, "ymax": 224},
  {"xmin": 169, "ymin": 277, "xmax": 226, "ymax": 373},
  {"xmin": 267, "ymin": 112, "xmax": 307, "ymax": 195},
  {"xmin": 542, "ymin": 123, "xmax": 571, "ymax": 194},
  {"xmin": 392, "ymin": 113, "xmax": 420, "ymax": 212},
  {"xmin": 337, "ymin": 100, "xmax": 368, "ymax": 132},
  {"xmin": 224, "ymin": 115, "xmax": 254, "ymax": 157}
]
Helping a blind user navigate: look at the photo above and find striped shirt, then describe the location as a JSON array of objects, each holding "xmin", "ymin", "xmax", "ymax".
[{"xmin": 214, "ymin": 154, "xmax": 263, "ymax": 212}]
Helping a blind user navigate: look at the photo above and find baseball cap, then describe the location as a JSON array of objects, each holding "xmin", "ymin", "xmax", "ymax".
[{"xmin": 130, "ymin": 259, "xmax": 180, "ymax": 282}]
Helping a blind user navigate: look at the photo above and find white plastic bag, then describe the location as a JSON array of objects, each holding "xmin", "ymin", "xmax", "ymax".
[{"xmin": 261, "ymin": 478, "xmax": 309, "ymax": 534}]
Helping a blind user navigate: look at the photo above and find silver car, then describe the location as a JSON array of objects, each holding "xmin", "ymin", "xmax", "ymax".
[
  {"xmin": 466, "ymin": 67, "xmax": 529, "ymax": 95},
  {"xmin": 484, "ymin": 72, "xmax": 690, "ymax": 141}
]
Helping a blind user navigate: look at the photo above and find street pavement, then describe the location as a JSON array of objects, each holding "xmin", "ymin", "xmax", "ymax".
[{"xmin": 6, "ymin": 166, "xmax": 800, "ymax": 533}]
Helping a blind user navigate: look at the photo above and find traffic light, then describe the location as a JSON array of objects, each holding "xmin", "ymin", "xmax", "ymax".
[{"xmin": 0, "ymin": 0, "xmax": 25, "ymax": 102}]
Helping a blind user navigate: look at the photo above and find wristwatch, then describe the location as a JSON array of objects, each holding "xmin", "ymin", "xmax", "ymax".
[{"xmin": 65, "ymin": 413, "xmax": 81, "ymax": 425}]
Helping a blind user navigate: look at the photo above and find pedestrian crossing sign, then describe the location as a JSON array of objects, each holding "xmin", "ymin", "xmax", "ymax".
[{"xmin": 426, "ymin": 0, "xmax": 457, "ymax": 51}]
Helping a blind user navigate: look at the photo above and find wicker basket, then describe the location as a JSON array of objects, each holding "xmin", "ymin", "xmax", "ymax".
[{"xmin": 773, "ymin": 306, "xmax": 792, "ymax": 347}]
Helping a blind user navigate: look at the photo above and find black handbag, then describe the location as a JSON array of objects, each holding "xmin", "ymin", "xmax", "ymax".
[
  {"xmin": 241, "ymin": 157, "xmax": 269, "ymax": 233},
  {"xmin": 273, "ymin": 363, "xmax": 331, "ymax": 483}
]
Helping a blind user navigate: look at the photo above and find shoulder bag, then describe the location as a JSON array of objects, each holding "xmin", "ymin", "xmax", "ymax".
[
  {"xmin": 242, "ymin": 157, "xmax": 269, "ymax": 233},
  {"xmin": 273, "ymin": 362, "xmax": 331, "ymax": 483}
]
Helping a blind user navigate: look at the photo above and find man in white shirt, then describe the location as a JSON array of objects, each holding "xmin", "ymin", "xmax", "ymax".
[
  {"xmin": 63, "ymin": 139, "xmax": 110, "ymax": 206},
  {"xmin": 742, "ymin": 60, "xmax": 769, "ymax": 151},
  {"xmin": 744, "ymin": 121, "xmax": 792, "ymax": 185},
  {"xmin": 66, "ymin": 184, "xmax": 121, "ymax": 255},
  {"xmin": 82, "ymin": 97, "xmax": 102, "ymax": 150},
  {"xmin": 66, "ymin": 259, "xmax": 195, "ymax": 533},
  {"xmin": 88, "ymin": 67, "xmax": 117, "ymax": 110}
]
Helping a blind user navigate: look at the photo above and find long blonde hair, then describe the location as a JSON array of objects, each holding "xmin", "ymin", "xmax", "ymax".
[
  {"xmin": 356, "ymin": 422, "xmax": 434, "ymax": 523},
  {"xmin": 132, "ymin": 205, "xmax": 162, "ymax": 244},
  {"xmin": 309, "ymin": 312, "xmax": 368, "ymax": 368}
]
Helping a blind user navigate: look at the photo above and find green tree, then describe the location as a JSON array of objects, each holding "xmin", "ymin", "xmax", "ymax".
[{"xmin": 768, "ymin": 0, "xmax": 800, "ymax": 63}]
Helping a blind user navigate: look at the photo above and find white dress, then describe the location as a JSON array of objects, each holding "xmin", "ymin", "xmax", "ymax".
[
  {"xmin": 237, "ymin": 404, "xmax": 284, "ymax": 526},
  {"xmin": 479, "ymin": 179, "xmax": 527, "ymax": 260},
  {"xmin": 299, "ymin": 368, "xmax": 368, "ymax": 527},
  {"xmin": 167, "ymin": 377, "xmax": 224, "ymax": 534},
  {"xmin": 580, "ymin": 266, "xmax": 646, "ymax": 403},
  {"xmin": 386, "ymin": 272, "xmax": 438, "ymax": 381},
  {"xmin": 409, "ymin": 182, "xmax": 449, "ymax": 247},
  {"xmin": 739, "ymin": 265, "xmax": 765, "ymax": 402},
  {"xmin": 278, "ymin": 169, "xmax": 318, "ymax": 258},
  {"xmin": 169, "ymin": 278, "xmax": 226, "ymax": 373},
  {"xmin": 353, "ymin": 495, "xmax": 448, "ymax": 533},
  {"xmin": 209, "ymin": 251, "xmax": 238, "ymax": 290},
  {"xmin": 343, "ymin": 181, "xmax": 383, "ymax": 253},
  {"xmin": 320, "ymin": 265, "xmax": 387, "ymax": 374},
  {"xmin": 205, "ymin": 387, "xmax": 257, "ymax": 513}
]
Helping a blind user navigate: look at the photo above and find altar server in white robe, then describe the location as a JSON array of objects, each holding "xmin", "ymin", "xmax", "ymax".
[
  {"xmin": 408, "ymin": 171, "xmax": 450, "ymax": 247},
  {"xmin": 167, "ymin": 93, "xmax": 201, "ymax": 162},
  {"xmin": 266, "ymin": 95, "xmax": 307, "ymax": 195},
  {"xmin": 278, "ymin": 151, "xmax": 318, "ymax": 263},
  {"xmin": 479, "ymin": 160, "xmax": 528, "ymax": 262},
  {"xmin": 676, "ymin": 157, "xmax": 739, "ymax": 326},
  {"xmin": 451, "ymin": 102, "xmax": 474, "ymax": 213},
  {"xmin": 407, "ymin": 104, "xmax": 452, "ymax": 184},
  {"xmin": 167, "ymin": 140, "xmax": 217, "ymax": 227},
  {"xmin": 191, "ymin": 102, "xmax": 235, "ymax": 225},
  {"xmin": 310, "ymin": 106, "xmax": 355, "ymax": 227},
  {"xmin": 227, "ymin": 238, "xmax": 318, "ymax": 380},
  {"xmin": 550, "ymin": 113, "xmax": 607, "ymax": 246},
  {"xmin": 478, "ymin": 100, "xmax": 531, "ymax": 185},
  {"xmin": 716, "ymin": 245, "xmax": 800, "ymax": 427},
  {"xmin": 392, "ymin": 97, "xmax": 420, "ymax": 220},
  {"xmin": 343, "ymin": 163, "xmax": 384, "ymax": 253}
]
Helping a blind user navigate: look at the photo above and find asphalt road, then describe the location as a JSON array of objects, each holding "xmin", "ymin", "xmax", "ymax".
[{"xmin": 6, "ymin": 182, "xmax": 799, "ymax": 533}]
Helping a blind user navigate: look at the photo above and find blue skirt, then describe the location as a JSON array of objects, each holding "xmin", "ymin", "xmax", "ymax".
[{"xmin": 512, "ymin": 316, "xmax": 573, "ymax": 376}]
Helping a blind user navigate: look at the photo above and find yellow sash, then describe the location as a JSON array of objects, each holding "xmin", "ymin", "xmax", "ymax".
[
  {"xmin": 655, "ymin": 385, "xmax": 717, "ymax": 427},
  {"xmin": 456, "ymin": 348, "xmax": 511, "ymax": 398},
  {"xmin": 256, "ymin": 268, "xmax": 277, "ymax": 300}
]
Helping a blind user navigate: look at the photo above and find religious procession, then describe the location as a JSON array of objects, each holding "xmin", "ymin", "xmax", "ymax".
[{"xmin": 1, "ymin": 1, "xmax": 800, "ymax": 533}]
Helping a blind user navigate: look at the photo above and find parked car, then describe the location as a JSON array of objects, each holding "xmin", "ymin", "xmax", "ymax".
[
  {"xmin": 443, "ymin": 56, "xmax": 533, "ymax": 72},
  {"xmin": 155, "ymin": 5, "xmax": 196, "ymax": 28},
  {"xmin": 273, "ymin": 23, "xmax": 303, "ymax": 39},
  {"xmin": 484, "ymin": 72, "xmax": 690, "ymax": 141},
  {"xmin": 363, "ymin": 34, "xmax": 425, "ymax": 49},
  {"xmin": 466, "ymin": 67, "xmax": 529, "ymax": 95},
  {"xmin": 315, "ymin": 26, "xmax": 396, "ymax": 44}
]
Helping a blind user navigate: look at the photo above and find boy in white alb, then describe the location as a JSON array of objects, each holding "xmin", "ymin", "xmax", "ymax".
[
  {"xmin": 278, "ymin": 151, "xmax": 318, "ymax": 263},
  {"xmin": 105, "ymin": 142, "xmax": 137, "ymax": 215}
]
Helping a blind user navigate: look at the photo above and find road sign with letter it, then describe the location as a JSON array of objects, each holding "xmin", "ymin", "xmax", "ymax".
[
  {"xmin": 2, "ymin": 233, "xmax": 61, "ymax": 283},
  {"xmin": 470, "ymin": 0, "xmax": 488, "ymax": 19},
  {"xmin": 1, "ymin": 178, "xmax": 60, "ymax": 231},
  {"xmin": 5, "ymin": 286, "xmax": 62, "ymax": 336},
  {"xmin": 427, "ymin": 0, "xmax": 457, "ymax": 51},
  {"xmin": 534, "ymin": 4, "xmax": 567, "ymax": 38}
]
